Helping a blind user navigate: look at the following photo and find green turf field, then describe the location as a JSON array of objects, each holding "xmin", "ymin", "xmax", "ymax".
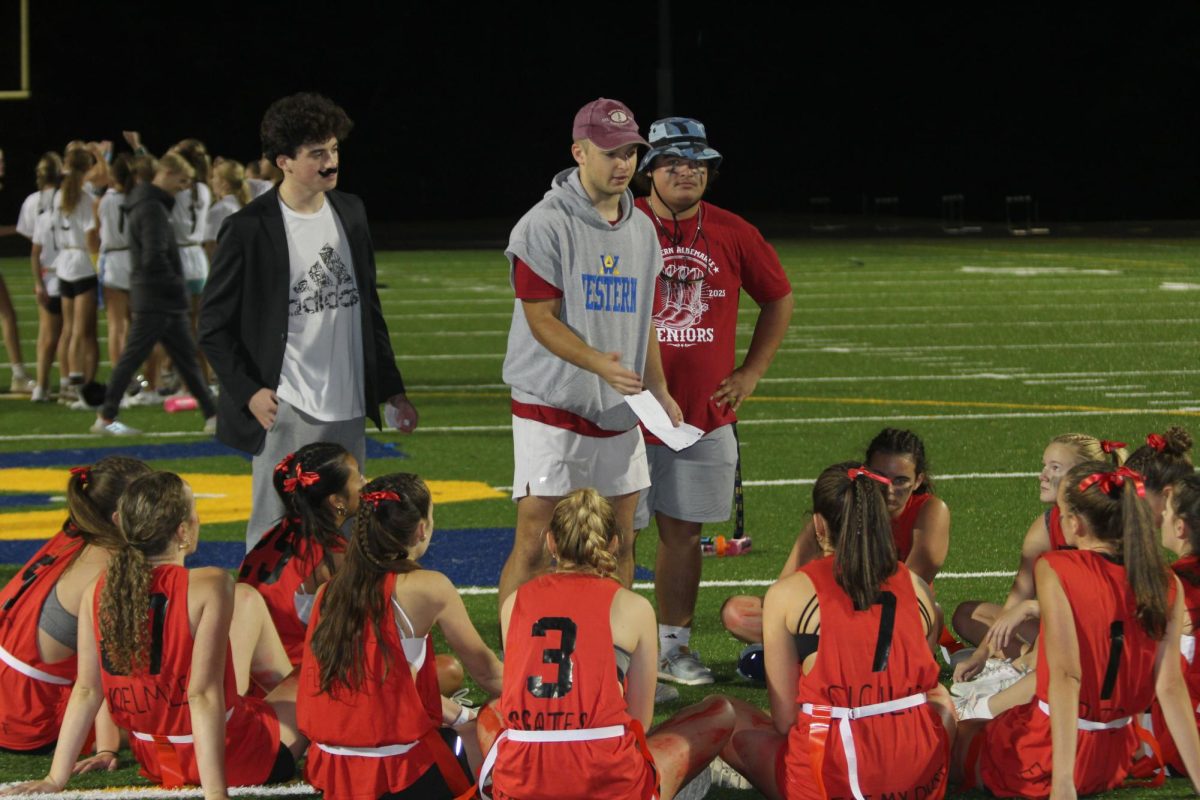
[{"xmin": 0, "ymin": 238, "xmax": 1198, "ymax": 798}]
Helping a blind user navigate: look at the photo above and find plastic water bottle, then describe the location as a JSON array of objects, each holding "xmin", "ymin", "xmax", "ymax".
[
  {"xmin": 700, "ymin": 535, "xmax": 752, "ymax": 557},
  {"xmin": 163, "ymin": 395, "xmax": 198, "ymax": 413}
]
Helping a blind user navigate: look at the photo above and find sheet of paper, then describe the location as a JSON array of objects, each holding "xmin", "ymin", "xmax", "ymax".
[{"xmin": 623, "ymin": 391, "xmax": 704, "ymax": 452}]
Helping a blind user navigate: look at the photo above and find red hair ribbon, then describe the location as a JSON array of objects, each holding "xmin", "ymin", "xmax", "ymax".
[
  {"xmin": 69, "ymin": 465, "xmax": 91, "ymax": 487},
  {"xmin": 1099, "ymin": 440, "xmax": 1127, "ymax": 454},
  {"xmin": 847, "ymin": 466, "xmax": 891, "ymax": 486},
  {"xmin": 274, "ymin": 453, "xmax": 297, "ymax": 475},
  {"xmin": 282, "ymin": 467, "xmax": 320, "ymax": 494},
  {"xmin": 1077, "ymin": 466, "xmax": 1146, "ymax": 498},
  {"xmin": 1146, "ymin": 433, "xmax": 1167, "ymax": 452},
  {"xmin": 360, "ymin": 490, "xmax": 402, "ymax": 507}
]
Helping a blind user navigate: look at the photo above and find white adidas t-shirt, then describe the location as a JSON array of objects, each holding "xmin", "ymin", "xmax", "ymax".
[{"xmin": 275, "ymin": 197, "xmax": 364, "ymax": 422}]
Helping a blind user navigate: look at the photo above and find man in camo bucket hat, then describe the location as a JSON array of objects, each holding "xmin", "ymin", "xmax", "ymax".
[{"xmin": 633, "ymin": 117, "xmax": 795, "ymax": 692}]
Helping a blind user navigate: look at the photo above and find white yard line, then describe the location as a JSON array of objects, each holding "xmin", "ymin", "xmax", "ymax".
[
  {"xmin": 457, "ymin": 571, "xmax": 1016, "ymax": 596},
  {"xmin": 0, "ymin": 785, "xmax": 316, "ymax": 799}
]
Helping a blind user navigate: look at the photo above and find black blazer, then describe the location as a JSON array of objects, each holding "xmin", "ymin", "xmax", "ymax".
[{"xmin": 198, "ymin": 187, "xmax": 406, "ymax": 455}]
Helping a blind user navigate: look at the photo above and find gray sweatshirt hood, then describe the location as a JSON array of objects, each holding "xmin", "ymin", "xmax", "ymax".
[{"xmin": 544, "ymin": 168, "xmax": 636, "ymax": 231}]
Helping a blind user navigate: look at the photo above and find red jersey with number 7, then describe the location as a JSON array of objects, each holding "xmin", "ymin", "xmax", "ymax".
[
  {"xmin": 979, "ymin": 549, "xmax": 1173, "ymax": 798},
  {"xmin": 492, "ymin": 572, "xmax": 656, "ymax": 800},
  {"xmin": 783, "ymin": 555, "xmax": 947, "ymax": 800}
]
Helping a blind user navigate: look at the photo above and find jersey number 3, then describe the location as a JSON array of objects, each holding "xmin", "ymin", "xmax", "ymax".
[{"xmin": 526, "ymin": 617, "xmax": 577, "ymax": 699}]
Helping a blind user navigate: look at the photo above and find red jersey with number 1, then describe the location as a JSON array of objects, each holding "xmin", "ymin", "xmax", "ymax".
[
  {"xmin": 980, "ymin": 549, "xmax": 1171, "ymax": 798},
  {"xmin": 0, "ymin": 530, "xmax": 84, "ymax": 750},
  {"xmin": 493, "ymin": 572, "xmax": 656, "ymax": 800},
  {"xmin": 782, "ymin": 556, "xmax": 947, "ymax": 800},
  {"xmin": 95, "ymin": 566, "xmax": 280, "ymax": 787},
  {"xmin": 238, "ymin": 517, "xmax": 344, "ymax": 667},
  {"xmin": 634, "ymin": 199, "xmax": 791, "ymax": 439}
]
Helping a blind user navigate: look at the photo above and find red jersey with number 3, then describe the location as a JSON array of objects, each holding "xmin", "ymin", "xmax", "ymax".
[
  {"xmin": 492, "ymin": 572, "xmax": 656, "ymax": 800},
  {"xmin": 980, "ymin": 549, "xmax": 1171, "ymax": 798},
  {"xmin": 0, "ymin": 530, "xmax": 83, "ymax": 750},
  {"xmin": 95, "ymin": 566, "xmax": 280, "ymax": 787},
  {"xmin": 782, "ymin": 556, "xmax": 947, "ymax": 800},
  {"xmin": 1150, "ymin": 554, "xmax": 1200, "ymax": 775},
  {"xmin": 238, "ymin": 518, "xmax": 344, "ymax": 666}
]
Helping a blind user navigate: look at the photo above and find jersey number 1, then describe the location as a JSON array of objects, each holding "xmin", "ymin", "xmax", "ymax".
[
  {"xmin": 101, "ymin": 593, "xmax": 168, "ymax": 676},
  {"xmin": 526, "ymin": 617, "xmax": 577, "ymax": 699}
]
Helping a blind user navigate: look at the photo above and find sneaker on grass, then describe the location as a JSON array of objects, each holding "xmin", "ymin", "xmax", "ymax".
[
  {"xmin": 709, "ymin": 756, "xmax": 753, "ymax": 790},
  {"xmin": 659, "ymin": 647, "xmax": 714, "ymax": 686},
  {"xmin": 654, "ymin": 682, "xmax": 680, "ymax": 705},
  {"xmin": 203, "ymin": 416, "xmax": 217, "ymax": 435},
  {"xmin": 90, "ymin": 418, "xmax": 141, "ymax": 436}
]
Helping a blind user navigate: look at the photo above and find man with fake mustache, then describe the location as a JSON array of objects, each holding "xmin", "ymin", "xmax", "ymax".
[{"xmin": 200, "ymin": 92, "xmax": 417, "ymax": 550}]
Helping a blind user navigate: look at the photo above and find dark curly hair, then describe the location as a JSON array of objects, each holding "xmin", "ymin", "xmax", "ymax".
[{"xmin": 260, "ymin": 92, "xmax": 354, "ymax": 163}]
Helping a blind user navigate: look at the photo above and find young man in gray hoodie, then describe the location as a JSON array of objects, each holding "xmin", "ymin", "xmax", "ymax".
[{"xmin": 498, "ymin": 98, "xmax": 681, "ymax": 608}]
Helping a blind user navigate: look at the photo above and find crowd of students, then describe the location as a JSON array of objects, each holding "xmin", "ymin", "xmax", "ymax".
[
  {"xmin": 5, "ymin": 137, "xmax": 278, "ymax": 424},
  {"xmin": 0, "ymin": 426, "xmax": 1195, "ymax": 800}
]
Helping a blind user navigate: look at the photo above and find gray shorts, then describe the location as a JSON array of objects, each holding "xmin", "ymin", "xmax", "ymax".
[{"xmin": 635, "ymin": 423, "xmax": 737, "ymax": 529}]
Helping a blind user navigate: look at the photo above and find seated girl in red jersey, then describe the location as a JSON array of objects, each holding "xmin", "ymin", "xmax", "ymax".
[
  {"xmin": 1149, "ymin": 472, "xmax": 1200, "ymax": 776},
  {"xmin": 477, "ymin": 488, "xmax": 734, "ymax": 800},
  {"xmin": 952, "ymin": 434, "xmax": 1123, "ymax": 685},
  {"xmin": 722, "ymin": 428, "xmax": 950, "ymax": 645},
  {"xmin": 1126, "ymin": 427, "xmax": 1194, "ymax": 528},
  {"xmin": 0, "ymin": 456, "xmax": 148, "ymax": 760},
  {"xmin": 298, "ymin": 473, "xmax": 504, "ymax": 800},
  {"xmin": 952, "ymin": 462, "xmax": 1200, "ymax": 797},
  {"xmin": 717, "ymin": 463, "xmax": 954, "ymax": 800},
  {"xmin": 238, "ymin": 442, "xmax": 364, "ymax": 668},
  {"xmin": 2, "ymin": 471, "xmax": 306, "ymax": 797}
]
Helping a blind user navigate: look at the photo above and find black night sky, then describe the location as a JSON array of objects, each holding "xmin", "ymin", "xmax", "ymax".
[{"xmin": 2, "ymin": 2, "xmax": 1199, "ymax": 230}]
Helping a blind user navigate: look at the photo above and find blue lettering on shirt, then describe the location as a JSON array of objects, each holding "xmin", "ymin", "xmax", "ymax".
[{"xmin": 582, "ymin": 274, "xmax": 638, "ymax": 313}]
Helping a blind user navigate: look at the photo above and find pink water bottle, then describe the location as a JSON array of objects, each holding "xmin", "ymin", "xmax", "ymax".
[{"xmin": 164, "ymin": 395, "xmax": 198, "ymax": 413}]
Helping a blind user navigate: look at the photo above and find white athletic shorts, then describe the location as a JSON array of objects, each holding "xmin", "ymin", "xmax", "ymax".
[
  {"xmin": 100, "ymin": 250, "xmax": 132, "ymax": 291},
  {"xmin": 634, "ymin": 423, "xmax": 737, "ymax": 529},
  {"xmin": 179, "ymin": 244, "xmax": 209, "ymax": 286},
  {"xmin": 511, "ymin": 416, "xmax": 650, "ymax": 500}
]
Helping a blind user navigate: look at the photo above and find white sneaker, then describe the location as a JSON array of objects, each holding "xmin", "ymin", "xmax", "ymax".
[
  {"xmin": 30, "ymin": 386, "xmax": 50, "ymax": 403},
  {"xmin": 659, "ymin": 647, "xmax": 715, "ymax": 686},
  {"xmin": 9, "ymin": 377, "xmax": 35, "ymax": 394},
  {"xmin": 709, "ymin": 756, "xmax": 753, "ymax": 790},
  {"xmin": 203, "ymin": 416, "xmax": 217, "ymax": 435},
  {"xmin": 653, "ymin": 682, "xmax": 680, "ymax": 704},
  {"xmin": 953, "ymin": 688, "xmax": 996, "ymax": 721},
  {"xmin": 90, "ymin": 418, "xmax": 141, "ymax": 436},
  {"xmin": 950, "ymin": 658, "xmax": 1024, "ymax": 697},
  {"xmin": 124, "ymin": 390, "xmax": 163, "ymax": 407},
  {"xmin": 68, "ymin": 397, "xmax": 100, "ymax": 411}
]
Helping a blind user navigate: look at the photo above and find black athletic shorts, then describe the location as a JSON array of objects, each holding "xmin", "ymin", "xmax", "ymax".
[{"xmin": 59, "ymin": 275, "xmax": 98, "ymax": 299}]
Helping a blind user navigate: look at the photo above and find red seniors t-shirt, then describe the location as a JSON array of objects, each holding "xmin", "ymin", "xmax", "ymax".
[{"xmin": 634, "ymin": 199, "xmax": 791, "ymax": 440}]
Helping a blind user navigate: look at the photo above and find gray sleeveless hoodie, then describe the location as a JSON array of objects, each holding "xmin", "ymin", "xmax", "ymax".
[{"xmin": 503, "ymin": 168, "xmax": 663, "ymax": 431}]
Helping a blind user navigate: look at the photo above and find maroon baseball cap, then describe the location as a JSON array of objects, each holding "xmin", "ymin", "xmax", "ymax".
[{"xmin": 572, "ymin": 98, "xmax": 649, "ymax": 150}]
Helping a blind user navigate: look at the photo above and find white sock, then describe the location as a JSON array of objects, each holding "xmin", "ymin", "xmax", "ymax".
[
  {"xmin": 660, "ymin": 625, "xmax": 691, "ymax": 656},
  {"xmin": 11, "ymin": 366, "xmax": 28, "ymax": 380}
]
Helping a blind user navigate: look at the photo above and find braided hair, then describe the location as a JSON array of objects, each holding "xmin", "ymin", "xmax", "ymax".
[{"xmin": 308, "ymin": 474, "xmax": 429, "ymax": 693}]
